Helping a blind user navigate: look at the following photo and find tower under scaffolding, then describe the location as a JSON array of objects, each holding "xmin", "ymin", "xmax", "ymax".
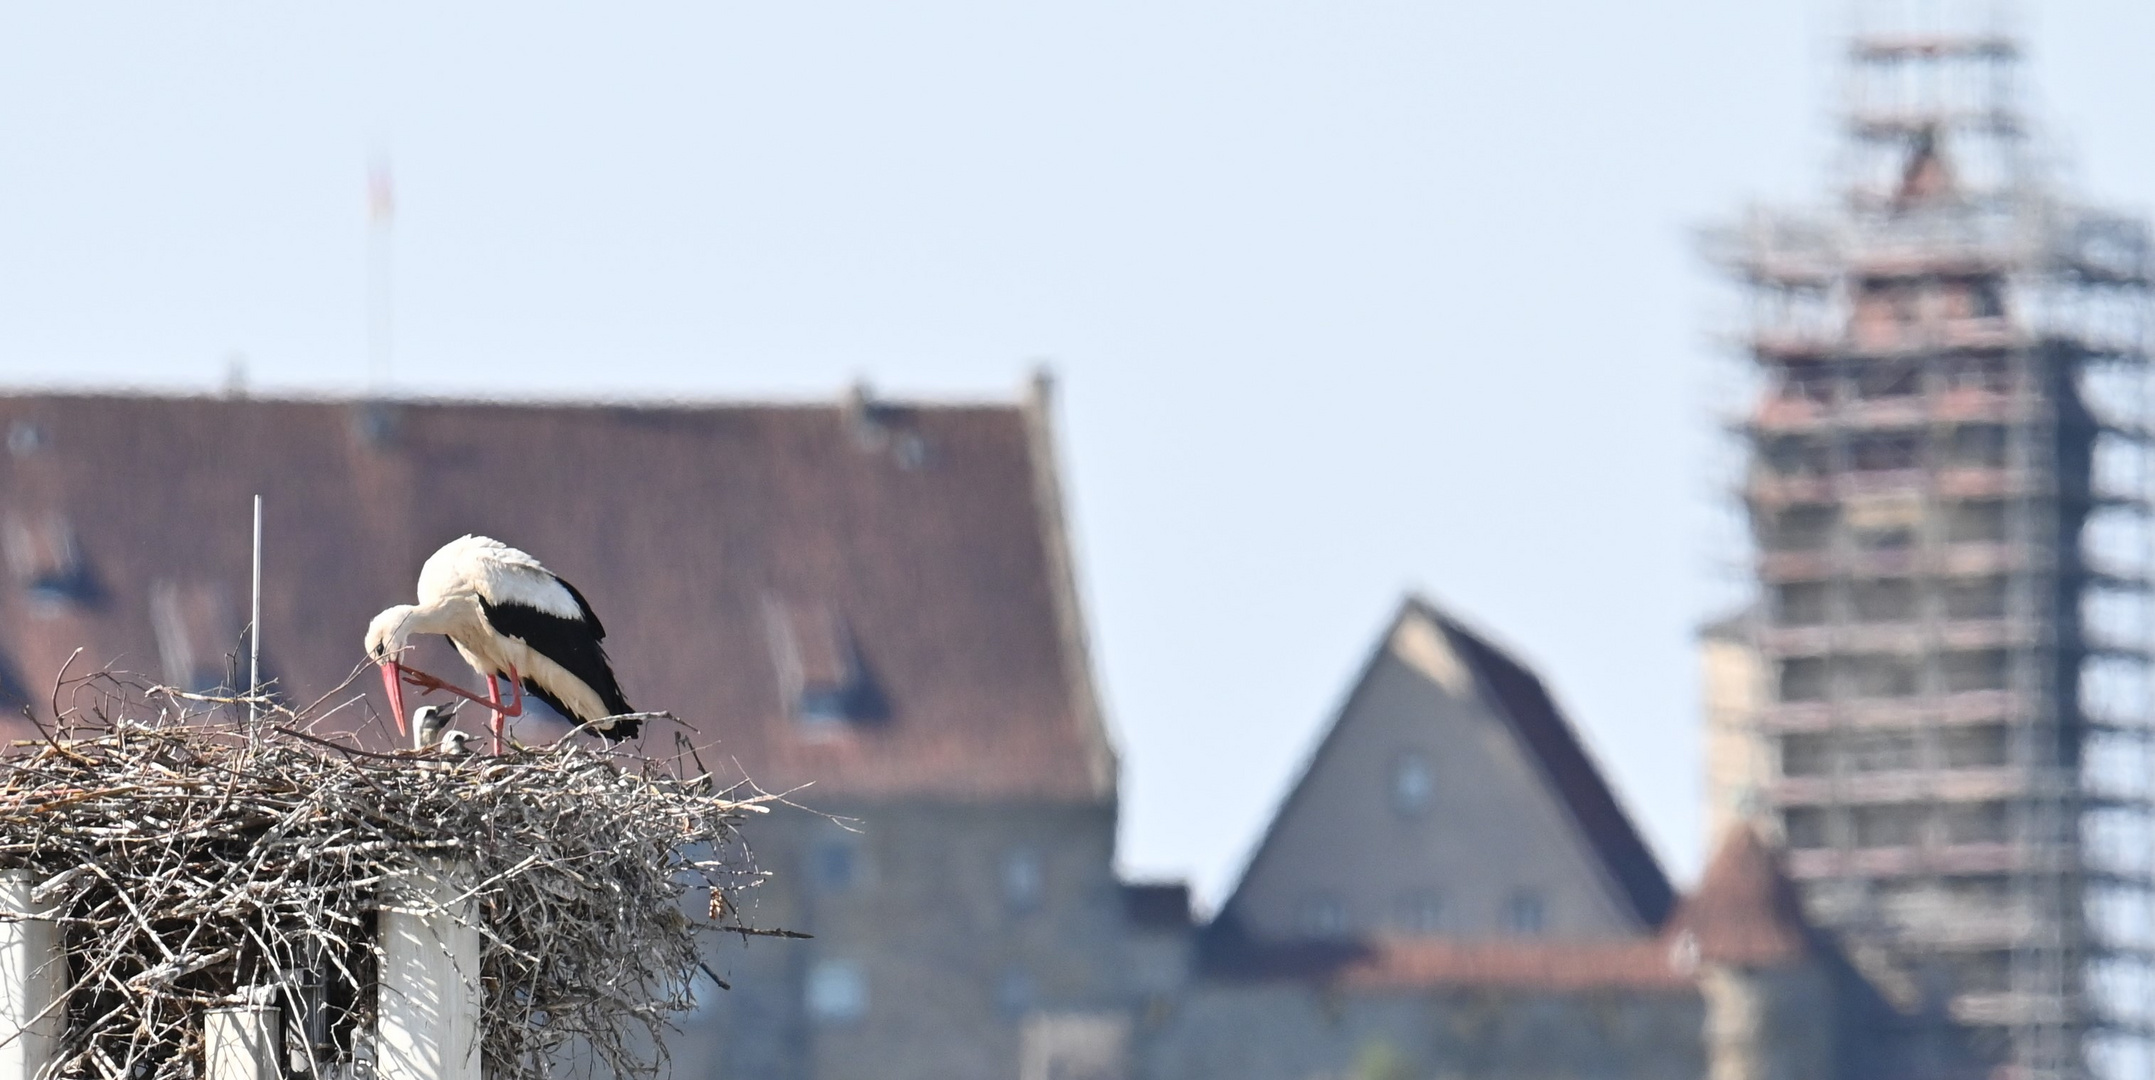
[{"xmin": 1705, "ymin": 6, "xmax": 2155, "ymax": 1079}]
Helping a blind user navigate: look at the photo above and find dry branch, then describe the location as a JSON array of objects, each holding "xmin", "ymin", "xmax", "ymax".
[{"xmin": 0, "ymin": 666, "xmax": 774, "ymax": 1080}]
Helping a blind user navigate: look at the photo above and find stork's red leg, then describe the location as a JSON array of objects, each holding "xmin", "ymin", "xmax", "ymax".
[
  {"xmin": 379, "ymin": 662, "xmax": 409, "ymax": 736},
  {"xmin": 487, "ymin": 675, "xmax": 504, "ymax": 755},
  {"xmin": 504, "ymin": 665, "xmax": 524, "ymax": 717}
]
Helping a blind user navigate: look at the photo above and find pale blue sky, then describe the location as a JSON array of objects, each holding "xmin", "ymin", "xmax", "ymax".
[{"xmin": 2, "ymin": 1, "xmax": 2150, "ymax": 902}]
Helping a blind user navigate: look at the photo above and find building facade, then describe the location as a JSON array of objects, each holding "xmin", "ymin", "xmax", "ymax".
[
  {"xmin": 1159, "ymin": 599, "xmax": 1914, "ymax": 1080},
  {"xmin": 1705, "ymin": 10, "xmax": 2155, "ymax": 1077},
  {"xmin": 0, "ymin": 384, "xmax": 1929, "ymax": 1078}
]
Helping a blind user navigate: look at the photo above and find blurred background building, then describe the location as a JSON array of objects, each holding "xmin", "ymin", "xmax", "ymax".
[
  {"xmin": 0, "ymin": 382, "xmax": 1923, "ymax": 1079},
  {"xmin": 1703, "ymin": 4, "xmax": 2155, "ymax": 1078},
  {"xmin": 0, "ymin": 1, "xmax": 2147, "ymax": 1078}
]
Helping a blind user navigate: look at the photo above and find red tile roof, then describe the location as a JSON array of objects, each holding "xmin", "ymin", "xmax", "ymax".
[
  {"xmin": 1663, "ymin": 823, "xmax": 1816, "ymax": 968},
  {"xmin": 1337, "ymin": 936, "xmax": 1692, "ymax": 993},
  {"xmin": 0, "ymin": 386, "xmax": 1114, "ymax": 802}
]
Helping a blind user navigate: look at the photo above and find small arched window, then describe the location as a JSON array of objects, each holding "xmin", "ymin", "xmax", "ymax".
[
  {"xmin": 1001, "ymin": 847, "xmax": 1043, "ymax": 913},
  {"xmin": 1391, "ymin": 752, "xmax": 1434, "ymax": 816}
]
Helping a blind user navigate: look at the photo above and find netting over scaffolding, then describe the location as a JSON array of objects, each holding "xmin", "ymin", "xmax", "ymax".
[{"xmin": 1703, "ymin": 3, "xmax": 2155, "ymax": 1078}]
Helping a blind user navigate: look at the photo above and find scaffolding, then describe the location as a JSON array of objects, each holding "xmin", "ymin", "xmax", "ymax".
[{"xmin": 1705, "ymin": 4, "xmax": 2155, "ymax": 1078}]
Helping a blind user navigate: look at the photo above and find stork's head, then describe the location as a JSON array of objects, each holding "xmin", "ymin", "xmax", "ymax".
[
  {"xmin": 367, "ymin": 605, "xmax": 420, "ymax": 738},
  {"xmin": 364, "ymin": 605, "xmax": 417, "ymax": 663}
]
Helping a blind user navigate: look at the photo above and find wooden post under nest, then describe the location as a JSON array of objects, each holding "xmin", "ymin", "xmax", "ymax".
[
  {"xmin": 0, "ymin": 869, "xmax": 63, "ymax": 1080},
  {"xmin": 378, "ymin": 859, "xmax": 483, "ymax": 1080},
  {"xmin": 204, "ymin": 1001, "xmax": 279, "ymax": 1080}
]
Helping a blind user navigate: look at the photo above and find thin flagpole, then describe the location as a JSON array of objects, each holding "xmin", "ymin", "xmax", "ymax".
[{"xmin": 250, "ymin": 495, "xmax": 263, "ymax": 735}]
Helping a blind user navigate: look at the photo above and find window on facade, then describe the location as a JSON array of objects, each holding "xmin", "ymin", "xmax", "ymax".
[
  {"xmin": 1763, "ymin": 506, "xmax": 1838, "ymax": 552},
  {"xmin": 1775, "ymin": 583, "xmax": 1831, "ymax": 626},
  {"xmin": 806, "ymin": 960, "xmax": 868, "ymax": 1022},
  {"xmin": 809, "ymin": 838, "xmax": 857, "ymax": 894},
  {"xmin": 1945, "ymin": 425, "xmax": 2008, "ymax": 469},
  {"xmin": 1391, "ymin": 752, "xmax": 1434, "ymax": 816},
  {"xmin": 1850, "ymin": 432, "xmax": 1923, "ymax": 472},
  {"xmin": 1853, "ymin": 804, "xmax": 1925, "ymax": 849},
  {"xmin": 1944, "ymin": 875, "xmax": 2012, "ymax": 905},
  {"xmin": 1764, "ymin": 436, "xmax": 1832, "ymax": 478},
  {"xmin": 1784, "ymin": 807, "xmax": 1830, "ymax": 849},
  {"xmin": 1846, "ymin": 655, "xmax": 1919, "ymax": 698},
  {"xmin": 1943, "ymin": 578, "xmax": 2009, "ymax": 620},
  {"xmin": 1782, "ymin": 363, "xmax": 1838, "ymax": 404},
  {"xmin": 1002, "ymin": 847, "xmax": 1043, "ymax": 914},
  {"xmin": 1942, "ymin": 353, "xmax": 2012, "ymax": 393},
  {"xmin": 1954, "ymin": 950, "xmax": 2013, "ymax": 995},
  {"xmin": 1394, "ymin": 891, "xmax": 1446, "ymax": 934},
  {"xmin": 1299, "ymin": 895, "xmax": 1348, "ymax": 938},
  {"xmin": 1850, "ymin": 579, "xmax": 1917, "ymax": 623},
  {"xmin": 1852, "ymin": 282, "xmax": 1917, "ymax": 346},
  {"xmin": 1854, "ymin": 362, "xmax": 1920, "ymax": 399},
  {"xmin": 1943, "ymin": 726, "xmax": 2010, "ymax": 769},
  {"xmin": 1942, "ymin": 650, "xmax": 2011, "ymax": 693},
  {"xmin": 1942, "ymin": 802, "xmax": 2009, "ymax": 845},
  {"xmin": 1781, "ymin": 658, "xmax": 1828, "ymax": 702},
  {"xmin": 1780, "ymin": 733, "xmax": 1830, "ymax": 778},
  {"xmin": 1500, "ymin": 892, "xmax": 1546, "ymax": 936},
  {"xmin": 1945, "ymin": 500, "xmax": 2008, "ymax": 544},
  {"xmin": 1845, "ymin": 731, "xmax": 1920, "ymax": 773}
]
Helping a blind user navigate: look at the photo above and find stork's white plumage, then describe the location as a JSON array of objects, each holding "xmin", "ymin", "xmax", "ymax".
[{"xmin": 366, "ymin": 535, "xmax": 637, "ymax": 746}]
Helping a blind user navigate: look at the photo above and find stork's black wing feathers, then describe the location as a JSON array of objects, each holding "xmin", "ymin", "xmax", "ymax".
[
  {"xmin": 553, "ymin": 574, "xmax": 607, "ymax": 641},
  {"xmin": 477, "ymin": 592, "xmax": 636, "ymax": 740}
]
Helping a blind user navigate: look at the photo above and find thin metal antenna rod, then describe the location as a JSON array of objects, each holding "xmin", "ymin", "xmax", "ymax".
[
  {"xmin": 250, "ymin": 495, "xmax": 263, "ymax": 733},
  {"xmin": 367, "ymin": 157, "xmax": 394, "ymax": 389}
]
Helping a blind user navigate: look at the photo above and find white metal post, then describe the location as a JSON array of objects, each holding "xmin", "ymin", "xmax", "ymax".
[
  {"xmin": 377, "ymin": 859, "xmax": 481, "ymax": 1080},
  {"xmin": 204, "ymin": 1001, "xmax": 280, "ymax": 1080},
  {"xmin": 249, "ymin": 494, "xmax": 262, "ymax": 735},
  {"xmin": 0, "ymin": 870, "xmax": 63, "ymax": 1080}
]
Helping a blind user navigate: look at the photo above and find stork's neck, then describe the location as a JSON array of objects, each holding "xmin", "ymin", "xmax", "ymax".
[
  {"xmin": 376, "ymin": 594, "xmax": 485, "ymax": 661},
  {"xmin": 404, "ymin": 594, "xmax": 483, "ymax": 637}
]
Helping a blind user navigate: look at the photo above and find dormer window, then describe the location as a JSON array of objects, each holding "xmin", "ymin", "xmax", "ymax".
[
  {"xmin": 4, "ymin": 513, "xmax": 90, "ymax": 609},
  {"xmin": 149, "ymin": 581, "xmax": 239, "ymax": 693},
  {"xmin": 764, "ymin": 597, "xmax": 886, "ymax": 728},
  {"xmin": 6, "ymin": 422, "xmax": 46, "ymax": 457}
]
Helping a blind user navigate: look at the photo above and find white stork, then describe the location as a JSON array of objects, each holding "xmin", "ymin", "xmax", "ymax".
[{"xmin": 365, "ymin": 535, "xmax": 637, "ymax": 749}]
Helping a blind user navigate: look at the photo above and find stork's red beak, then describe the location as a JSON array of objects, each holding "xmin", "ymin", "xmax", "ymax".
[{"xmin": 379, "ymin": 661, "xmax": 409, "ymax": 736}]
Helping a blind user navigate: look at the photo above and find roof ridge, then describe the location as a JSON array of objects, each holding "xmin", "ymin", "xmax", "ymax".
[{"xmin": 0, "ymin": 386, "xmax": 1033, "ymax": 412}]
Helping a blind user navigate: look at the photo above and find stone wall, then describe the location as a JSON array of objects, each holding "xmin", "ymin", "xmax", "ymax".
[
  {"xmin": 688, "ymin": 798, "xmax": 1125, "ymax": 1080},
  {"xmin": 1138, "ymin": 979, "xmax": 1707, "ymax": 1080}
]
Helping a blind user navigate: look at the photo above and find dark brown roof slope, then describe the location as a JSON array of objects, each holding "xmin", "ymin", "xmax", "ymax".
[
  {"xmin": 0, "ymin": 386, "xmax": 1114, "ymax": 802},
  {"xmin": 1417, "ymin": 597, "xmax": 1677, "ymax": 929},
  {"xmin": 1664, "ymin": 823, "xmax": 1815, "ymax": 967}
]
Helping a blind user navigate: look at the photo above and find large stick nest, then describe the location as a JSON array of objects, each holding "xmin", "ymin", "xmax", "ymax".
[{"xmin": 0, "ymin": 665, "xmax": 777, "ymax": 1080}]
